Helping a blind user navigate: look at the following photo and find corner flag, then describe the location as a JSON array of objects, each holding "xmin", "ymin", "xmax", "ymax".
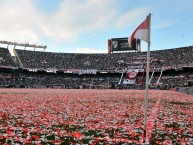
[
  {"xmin": 128, "ymin": 16, "xmax": 150, "ymax": 48},
  {"xmin": 128, "ymin": 14, "xmax": 151, "ymax": 144}
]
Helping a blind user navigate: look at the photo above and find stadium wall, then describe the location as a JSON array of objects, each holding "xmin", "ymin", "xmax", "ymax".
[{"xmin": 178, "ymin": 86, "xmax": 193, "ymax": 95}]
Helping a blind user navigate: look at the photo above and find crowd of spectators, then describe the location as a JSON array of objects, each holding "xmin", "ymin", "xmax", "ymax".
[
  {"xmin": 1, "ymin": 46, "xmax": 193, "ymax": 89},
  {"xmin": 20, "ymin": 73, "xmax": 119, "ymax": 89},
  {"xmin": 15, "ymin": 46, "xmax": 193, "ymax": 71},
  {"xmin": 1, "ymin": 69, "xmax": 192, "ymax": 90},
  {"xmin": 0, "ymin": 72, "xmax": 12, "ymax": 87},
  {"xmin": 0, "ymin": 47, "xmax": 15, "ymax": 68}
]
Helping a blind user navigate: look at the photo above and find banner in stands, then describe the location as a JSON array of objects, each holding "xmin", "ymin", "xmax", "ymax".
[
  {"xmin": 0, "ymin": 66, "xmax": 18, "ymax": 69},
  {"xmin": 65, "ymin": 69, "xmax": 80, "ymax": 74},
  {"xmin": 46, "ymin": 68, "xmax": 57, "ymax": 73},
  {"xmin": 64, "ymin": 69, "xmax": 97, "ymax": 75},
  {"xmin": 111, "ymin": 37, "xmax": 140, "ymax": 52},
  {"xmin": 79, "ymin": 69, "xmax": 97, "ymax": 75},
  {"xmin": 123, "ymin": 69, "xmax": 139, "ymax": 84}
]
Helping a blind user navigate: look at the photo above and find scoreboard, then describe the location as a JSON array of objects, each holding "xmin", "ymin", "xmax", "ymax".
[{"xmin": 108, "ymin": 37, "xmax": 140, "ymax": 53}]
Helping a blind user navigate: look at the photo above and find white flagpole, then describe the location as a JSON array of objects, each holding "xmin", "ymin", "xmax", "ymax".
[{"xmin": 143, "ymin": 13, "xmax": 151, "ymax": 144}]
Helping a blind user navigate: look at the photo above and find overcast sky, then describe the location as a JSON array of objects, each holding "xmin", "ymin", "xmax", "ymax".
[{"xmin": 0, "ymin": 0, "xmax": 193, "ymax": 53}]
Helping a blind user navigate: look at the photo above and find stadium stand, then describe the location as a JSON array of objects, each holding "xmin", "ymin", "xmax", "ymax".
[
  {"xmin": 1, "ymin": 46, "xmax": 193, "ymax": 89},
  {"xmin": 14, "ymin": 46, "xmax": 193, "ymax": 70},
  {"xmin": 0, "ymin": 47, "xmax": 17, "ymax": 87},
  {"xmin": 0, "ymin": 47, "xmax": 15, "ymax": 68}
]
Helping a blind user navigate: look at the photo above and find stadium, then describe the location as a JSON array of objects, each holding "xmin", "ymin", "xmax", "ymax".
[
  {"xmin": 0, "ymin": 1, "xmax": 193, "ymax": 144},
  {"xmin": 1, "ymin": 41, "xmax": 193, "ymax": 91},
  {"xmin": 0, "ymin": 38, "xmax": 193, "ymax": 144}
]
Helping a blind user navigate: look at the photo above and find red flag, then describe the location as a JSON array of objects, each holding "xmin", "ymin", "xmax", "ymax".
[{"xmin": 128, "ymin": 16, "xmax": 149, "ymax": 48}]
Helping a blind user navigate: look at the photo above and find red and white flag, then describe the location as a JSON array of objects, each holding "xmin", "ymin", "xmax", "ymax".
[
  {"xmin": 123, "ymin": 69, "xmax": 139, "ymax": 84},
  {"xmin": 128, "ymin": 16, "xmax": 150, "ymax": 48}
]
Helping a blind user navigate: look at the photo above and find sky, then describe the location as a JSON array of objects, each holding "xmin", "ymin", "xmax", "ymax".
[{"xmin": 0, "ymin": 0, "xmax": 193, "ymax": 54}]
